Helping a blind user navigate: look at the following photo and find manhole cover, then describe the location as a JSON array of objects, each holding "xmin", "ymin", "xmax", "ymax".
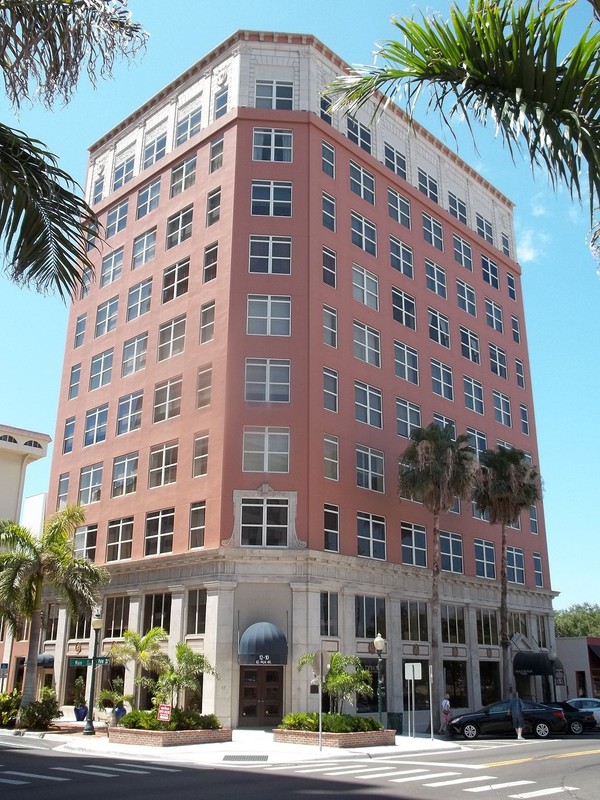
[{"xmin": 223, "ymin": 755, "xmax": 269, "ymax": 762}]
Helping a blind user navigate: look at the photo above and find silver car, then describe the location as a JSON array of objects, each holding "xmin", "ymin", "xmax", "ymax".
[{"xmin": 567, "ymin": 698, "xmax": 600, "ymax": 725}]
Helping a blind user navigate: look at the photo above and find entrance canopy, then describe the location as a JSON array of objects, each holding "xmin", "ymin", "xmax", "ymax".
[
  {"xmin": 513, "ymin": 651, "xmax": 553, "ymax": 677},
  {"xmin": 239, "ymin": 622, "xmax": 288, "ymax": 666}
]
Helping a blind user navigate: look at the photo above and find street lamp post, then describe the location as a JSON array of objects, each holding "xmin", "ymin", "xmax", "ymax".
[
  {"xmin": 82, "ymin": 612, "xmax": 103, "ymax": 735},
  {"xmin": 373, "ymin": 632, "xmax": 385, "ymax": 726}
]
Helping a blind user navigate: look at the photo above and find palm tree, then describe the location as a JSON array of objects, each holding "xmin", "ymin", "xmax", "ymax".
[
  {"xmin": 0, "ymin": 505, "xmax": 109, "ymax": 709},
  {"xmin": 473, "ymin": 447, "xmax": 542, "ymax": 697},
  {"xmin": 398, "ymin": 423, "xmax": 475, "ymax": 731},
  {"xmin": 108, "ymin": 627, "xmax": 171, "ymax": 706},
  {"xmin": 298, "ymin": 652, "xmax": 373, "ymax": 714},
  {"xmin": 154, "ymin": 642, "xmax": 217, "ymax": 709},
  {"xmin": 327, "ymin": 0, "xmax": 600, "ymax": 258},
  {"xmin": 0, "ymin": 0, "xmax": 146, "ymax": 298}
]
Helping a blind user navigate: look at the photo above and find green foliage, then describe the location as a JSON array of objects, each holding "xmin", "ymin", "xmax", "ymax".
[
  {"xmin": 0, "ymin": 690, "xmax": 22, "ymax": 728},
  {"xmin": 118, "ymin": 708, "xmax": 221, "ymax": 731},
  {"xmin": 73, "ymin": 675, "xmax": 86, "ymax": 707},
  {"xmin": 555, "ymin": 603, "xmax": 600, "ymax": 637},
  {"xmin": 96, "ymin": 676, "xmax": 134, "ymax": 711},
  {"xmin": 297, "ymin": 652, "xmax": 373, "ymax": 713},
  {"xmin": 279, "ymin": 712, "xmax": 382, "ymax": 732},
  {"xmin": 153, "ymin": 642, "xmax": 217, "ymax": 708},
  {"xmin": 17, "ymin": 688, "xmax": 62, "ymax": 730},
  {"xmin": 473, "ymin": 448, "xmax": 541, "ymax": 525}
]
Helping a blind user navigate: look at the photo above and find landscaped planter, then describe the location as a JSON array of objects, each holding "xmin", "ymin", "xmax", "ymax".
[
  {"xmin": 108, "ymin": 727, "xmax": 232, "ymax": 747},
  {"xmin": 273, "ymin": 729, "xmax": 396, "ymax": 748}
]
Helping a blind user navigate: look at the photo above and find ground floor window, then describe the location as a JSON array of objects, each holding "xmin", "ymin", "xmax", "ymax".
[
  {"xmin": 403, "ymin": 658, "xmax": 429, "ymax": 710},
  {"xmin": 444, "ymin": 660, "xmax": 468, "ymax": 707},
  {"xmin": 357, "ymin": 658, "xmax": 387, "ymax": 714},
  {"xmin": 479, "ymin": 660, "xmax": 500, "ymax": 706}
]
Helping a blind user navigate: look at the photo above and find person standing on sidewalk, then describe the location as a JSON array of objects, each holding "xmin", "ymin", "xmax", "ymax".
[
  {"xmin": 439, "ymin": 694, "xmax": 451, "ymax": 734},
  {"xmin": 508, "ymin": 691, "xmax": 525, "ymax": 740}
]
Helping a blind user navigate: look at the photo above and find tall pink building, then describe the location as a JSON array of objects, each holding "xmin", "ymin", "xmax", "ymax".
[{"xmin": 42, "ymin": 31, "xmax": 554, "ymax": 727}]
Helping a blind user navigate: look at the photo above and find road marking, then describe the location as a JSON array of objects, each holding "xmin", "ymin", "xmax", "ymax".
[
  {"xmin": 551, "ymin": 749, "xmax": 600, "ymax": 758},
  {"xmin": 508, "ymin": 789, "xmax": 580, "ymax": 799},
  {"xmin": 83, "ymin": 764, "xmax": 151, "ymax": 774},
  {"xmin": 0, "ymin": 777, "xmax": 28, "ymax": 785},
  {"xmin": 356, "ymin": 769, "xmax": 430, "ymax": 779},
  {"xmin": 481, "ymin": 757, "xmax": 534, "ymax": 767},
  {"xmin": 378, "ymin": 759, "xmax": 485, "ymax": 770},
  {"xmin": 293, "ymin": 764, "xmax": 359, "ymax": 773},
  {"xmin": 321, "ymin": 765, "xmax": 397, "ymax": 776},
  {"xmin": 465, "ymin": 780, "xmax": 536, "ymax": 792},
  {"xmin": 4, "ymin": 770, "xmax": 69, "ymax": 781},
  {"xmin": 121, "ymin": 764, "xmax": 180, "ymax": 772},
  {"xmin": 389, "ymin": 771, "xmax": 459, "ymax": 783},
  {"xmin": 51, "ymin": 767, "xmax": 119, "ymax": 777},
  {"xmin": 424, "ymin": 775, "xmax": 498, "ymax": 787}
]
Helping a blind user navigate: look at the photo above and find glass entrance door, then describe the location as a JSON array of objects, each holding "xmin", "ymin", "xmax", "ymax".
[{"xmin": 239, "ymin": 665, "xmax": 283, "ymax": 727}]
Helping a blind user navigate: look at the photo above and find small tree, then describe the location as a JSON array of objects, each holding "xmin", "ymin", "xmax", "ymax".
[
  {"xmin": 107, "ymin": 627, "xmax": 170, "ymax": 707},
  {"xmin": 154, "ymin": 643, "xmax": 217, "ymax": 708},
  {"xmin": 298, "ymin": 652, "xmax": 373, "ymax": 713},
  {"xmin": 555, "ymin": 603, "xmax": 600, "ymax": 637}
]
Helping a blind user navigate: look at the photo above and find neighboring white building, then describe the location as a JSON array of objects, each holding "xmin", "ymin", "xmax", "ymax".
[
  {"xmin": 555, "ymin": 637, "xmax": 600, "ymax": 700},
  {"xmin": 0, "ymin": 424, "xmax": 50, "ymax": 522}
]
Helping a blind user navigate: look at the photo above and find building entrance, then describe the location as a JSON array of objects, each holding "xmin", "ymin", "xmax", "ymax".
[{"xmin": 239, "ymin": 665, "xmax": 283, "ymax": 727}]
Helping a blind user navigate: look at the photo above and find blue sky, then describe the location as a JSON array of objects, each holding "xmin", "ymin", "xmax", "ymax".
[{"xmin": 1, "ymin": 0, "xmax": 597, "ymax": 611}]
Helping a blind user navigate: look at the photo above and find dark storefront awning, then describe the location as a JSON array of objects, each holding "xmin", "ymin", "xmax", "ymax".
[
  {"xmin": 239, "ymin": 622, "xmax": 288, "ymax": 666},
  {"xmin": 513, "ymin": 651, "xmax": 554, "ymax": 677}
]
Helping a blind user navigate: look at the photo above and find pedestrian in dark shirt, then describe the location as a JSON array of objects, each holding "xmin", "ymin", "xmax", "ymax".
[{"xmin": 508, "ymin": 691, "xmax": 525, "ymax": 740}]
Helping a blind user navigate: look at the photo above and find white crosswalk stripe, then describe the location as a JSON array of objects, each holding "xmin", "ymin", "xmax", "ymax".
[
  {"xmin": 51, "ymin": 767, "xmax": 120, "ymax": 777},
  {"xmin": 465, "ymin": 780, "xmax": 536, "ymax": 792},
  {"xmin": 0, "ymin": 777, "xmax": 27, "ymax": 785},
  {"xmin": 425, "ymin": 775, "xmax": 498, "ymax": 787},
  {"xmin": 389, "ymin": 771, "xmax": 459, "ymax": 783},
  {"xmin": 3, "ymin": 770, "xmax": 69, "ymax": 781},
  {"xmin": 508, "ymin": 789, "xmax": 580, "ymax": 799},
  {"xmin": 83, "ymin": 764, "xmax": 152, "ymax": 774}
]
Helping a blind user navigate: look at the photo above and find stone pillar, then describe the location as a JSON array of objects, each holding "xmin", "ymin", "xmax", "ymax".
[
  {"xmin": 167, "ymin": 585, "xmax": 185, "ymax": 660},
  {"xmin": 202, "ymin": 581, "xmax": 236, "ymax": 727},
  {"xmin": 467, "ymin": 604, "xmax": 481, "ymax": 708},
  {"xmin": 290, "ymin": 581, "xmax": 313, "ymax": 713}
]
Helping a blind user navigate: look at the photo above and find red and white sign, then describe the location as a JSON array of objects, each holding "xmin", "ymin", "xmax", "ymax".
[{"xmin": 157, "ymin": 703, "xmax": 172, "ymax": 721}]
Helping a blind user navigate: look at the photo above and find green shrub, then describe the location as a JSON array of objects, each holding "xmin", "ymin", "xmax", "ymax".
[
  {"xmin": 18, "ymin": 689, "xmax": 63, "ymax": 730},
  {"xmin": 0, "ymin": 690, "xmax": 22, "ymax": 728},
  {"xmin": 119, "ymin": 708, "xmax": 221, "ymax": 731},
  {"xmin": 279, "ymin": 712, "xmax": 382, "ymax": 733}
]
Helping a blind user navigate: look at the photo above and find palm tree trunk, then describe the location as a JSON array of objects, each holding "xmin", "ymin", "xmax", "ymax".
[
  {"xmin": 500, "ymin": 522, "xmax": 511, "ymax": 697},
  {"xmin": 431, "ymin": 512, "xmax": 442, "ymax": 732},
  {"xmin": 21, "ymin": 606, "xmax": 43, "ymax": 709}
]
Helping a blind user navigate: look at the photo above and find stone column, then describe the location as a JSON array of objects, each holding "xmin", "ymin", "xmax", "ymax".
[{"xmin": 202, "ymin": 581, "xmax": 237, "ymax": 727}]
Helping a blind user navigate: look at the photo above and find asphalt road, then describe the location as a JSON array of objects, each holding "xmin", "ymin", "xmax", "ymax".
[{"xmin": 1, "ymin": 731, "xmax": 599, "ymax": 800}]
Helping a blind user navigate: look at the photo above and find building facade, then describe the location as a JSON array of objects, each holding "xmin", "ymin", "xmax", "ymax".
[{"xmin": 43, "ymin": 31, "xmax": 555, "ymax": 727}]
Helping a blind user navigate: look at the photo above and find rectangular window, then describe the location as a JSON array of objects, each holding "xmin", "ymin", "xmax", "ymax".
[
  {"xmin": 200, "ymin": 301, "xmax": 215, "ymax": 342},
  {"xmin": 493, "ymin": 390, "xmax": 512, "ymax": 426},
  {"xmin": 157, "ymin": 315, "xmax": 186, "ymax": 360},
  {"xmin": 322, "ymin": 246, "xmax": 336, "ymax": 286},
  {"xmin": 423, "ymin": 212, "xmax": 443, "ymax": 250},
  {"xmin": 324, "ymin": 504, "xmax": 339, "ymax": 552},
  {"xmin": 45, "ymin": 603, "xmax": 60, "ymax": 641},
  {"xmin": 349, "ymin": 161, "xmax": 375, "ymax": 204},
  {"xmin": 460, "ymin": 327, "xmax": 480, "ymax": 364},
  {"xmin": 253, "ymin": 127, "xmax": 293, "ymax": 162},
  {"xmin": 255, "ymin": 79, "xmax": 293, "ymax": 110},
  {"xmin": 203, "ymin": 242, "xmax": 218, "ymax": 282},
  {"xmin": 482, "ymin": 255, "xmax": 499, "ymax": 288},
  {"xmin": 192, "ymin": 433, "xmax": 209, "ymax": 477},
  {"xmin": 209, "ymin": 135, "xmax": 224, "ymax": 172},
  {"xmin": 190, "ymin": 503, "xmax": 206, "ymax": 549},
  {"xmin": 74, "ymin": 525, "xmax": 97, "ymax": 560},
  {"xmin": 247, "ymin": 295, "xmax": 290, "ymax": 336},
  {"xmin": 489, "ymin": 343, "xmax": 508, "ymax": 378},
  {"xmin": 467, "ymin": 427, "xmax": 488, "ymax": 459},
  {"xmin": 145, "ymin": 508, "xmax": 175, "ymax": 556},
  {"xmin": 241, "ymin": 497, "xmax": 289, "ymax": 547},
  {"xmin": 214, "ymin": 87, "xmax": 228, "ymax": 119},
  {"xmin": 320, "ymin": 591, "xmax": 339, "ymax": 637},
  {"xmin": 441, "ymin": 531, "xmax": 463, "ymax": 573},
  {"xmin": 80, "ymin": 267, "xmax": 92, "ymax": 298},
  {"xmin": 176, "ymin": 102, "xmax": 201, "ymax": 146},
  {"xmin": 356, "ymin": 446, "xmax": 384, "ymax": 493},
  {"xmin": 74, "ymin": 314, "xmax": 86, "ymax": 348},
  {"xmin": 170, "ymin": 155, "xmax": 197, "ymax": 197},
  {"xmin": 196, "ymin": 364, "xmax": 212, "ymax": 408},
  {"xmin": 57, "ymin": 472, "xmax": 69, "ymax": 509},
  {"xmin": 401, "ymin": 522, "xmax": 427, "ymax": 567},
  {"xmin": 418, "ymin": 167, "xmax": 438, "ymax": 202},
  {"xmin": 350, "ymin": 211, "xmax": 377, "ymax": 255},
  {"xmin": 132, "ymin": 228, "xmax": 156, "ymax": 269},
  {"xmin": 388, "ymin": 187, "xmax": 411, "ymax": 228},
  {"xmin": 485, "ymin": 298, "xmax": 504, "ymax": 332},
  {"xmin": 394, "ymin": 341, "xmax": 419, "ymax": 384},
  {"xmin": 477, "ymin": 609, "xmax": 498, "ymax": 645},
  {"xmin": 355, "ymin": 381, "xmax": 383, "ymax": 428},
  {"xmin": 187, "ymin": 587, "xmax": 207, "ymax": 633},
  {"xmin": 106, "ymin": 517, "xmax": 133, "ymax": 561},
  {"xmin": 533, "ymin": 553, "xmax": 543, "ymax": 587},
  {"xmin": 355, "ymin": 596, "xmax": 386, "ymax": 638},
  {"xmin": 346, "ymin": 116, "xmax": 371, "ymax": 153},
  {"xmin": 453, "ymin": 234, "xmax": 473, "ymax": 270},
  {"xmin": 106, "ymin": 200, "xmax": 128, "ymax": 238},
  {"xmin": 384, "ymin": 141, "xmax": 407, "ymax": 178},
  {"xmin": 78, "ymin": 463, "xmax": 103, "ymax": 505},
  {"xmin": 357, "ymin": 511, "xmax": 386, "ymax": 559},
  {"xmin": 530, "ymin": 504, "xmax": 539, "ymax": 534},
  {"xmin": 396, "ymin": 397, "xmax": 421, "ymax": 438},
  {"xmin": 322, "ymin": 192, "xmax": 336, "ymax": 230},
  {"xmin": 431, "ymin": 359, "xmax": 454, "ymax": 400},
  {"xmin": 323, "ymin": 368, "xmax": 338, "ymax": 412},
  {"xmin": 127, "ymin": 278, "xmax": 152, "ymax": 321},
  {"xmin": 249, "ymin": 235, "xmax": 291, "ymax": 274},
  {"xmin": 63, "ymin": 416, "xmax": 75, "ymax": 454},
  {"xmin": 137, "ymin": 178, "xmax": 160, "ymax": 219},
  {"xmin": 507, "ymin": 546, "xmax": 525, "ymax": 584},
  {"xmin": 390, "ymin": 235, "xmax": 413, "ymax": 278},
  {"xmin": 425, "ymin": 259, "xmax": 447, "ymax": 298},
  {"xmin": 116, "ymin": 390, "xmax": 143, "ymax": 435},
  {"xmin": 320, "ymin": 94, "xmax": 332, "ymax": 123},
  {"xmin": 242, "ymin": 427, "xmax": 289, "ymax": 472},
  {"xmin": 324, "ymin": 434, "xmax": 339, "ymax": 480},
  {"xmin": 104, "ymin": 596, "xmax": 130, "ymax": 639},
  {"xmin": 353, "ymin": 320, "xmax": 380, "ymax": 366},
  {"xmin": 448, "ymin": 192, "xmax": 467, "ymax": 224},
  {"xmin": 153, "ymin": 377, "xmax": 182, "ymax": 422},
  {"xmin": 68, "ymin": 364, "xmax": 81, "ymax": 399},
  {"xmin": 512, "ymin": 314, "xmax": 521, "ymax": 343},
  {"xmin": 89, "ymin": 349, "xmax": 113, "ymax": 390},
  {"xmin": 95, "ymin": 296, "xmax": 118, "ymax": 336},
  {"xmin": 401, "ymin": 600, "xmax": 428, "ymax": 641},
  {"xmin": 428, "ymin": 307, "xmax": 450, "ymax": 347},
  {"xmin": 322, "ymin": 141, "xmax": 335, "ymax": 177},
  {"xmin": 433, "ymin": 414, "xmax": 456, "ymax": 440},
  {"xmin": 166, "ymin": 205, "xmax": 193, "ymax": 249},
  {"xmin": 143, "ymin": 131, "xmax": 167, "ymax": 169},
  {"xmin": 392, "ymin": 287, "xmax": 416, "ymax": 329},
  {"xmin": 457, "ymin": 278, "xmax": 476, "ymax": 316},
  {"xmin": 84, "ymin": 404, "xmax": 108, "ymax": 446},
  {"xmin": 520, "ymin": 403, "xmax": 530, "ymax": 434},
  {"xmin": 352, "ymin": 264, "xmax": 378, "ymax": 309},
  {"xmin": 251, "ymin": 180, "xmax": 292, "ymax": 216},
  {"xmin": 121, "ymin": 333, "xmax": 147, "ymax": 377},
  {"xmin": 507, "ymin": 272, "xmax": 517, "ymax": 300},
  {"xmin": 162, "ymin": 258, "xmax": 189, "ymax": 303},
  {"xmin": 441, "ymin": 604, "xmax": 466, "ymax": 643},
  {"xmin": 112, "ymin": 155, "xmax": 134, "ymax": 190},
  {"xmin": 245, "ymin": 358, "xmax": 290, "ymax": 402},
  {"xmin": 111, "ymin": 451, "xmax": 138, "ymax": 497},
  {"xmin": 502, "ymin": 232, "xmax": 511, "ymax": 257},
  {"xmin": 100, "ymin": 248, "xmax": 124, "ymax": 287},
  {"xmin": 206, "ymin": 187, "xmax": 221, "ymax": 226},
  {"xmin": 476, "ymin": 212, "xmax": 494, "ymax": 243},
  {"xmin": 464, "ymin": 376, "xmax": 484, "ymax": 414},
  {"xmin": 143, "ymin": 592, "xmax": 172, "ymax": 632}
]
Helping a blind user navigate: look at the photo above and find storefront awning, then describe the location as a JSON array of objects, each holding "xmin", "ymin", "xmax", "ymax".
[
  {"xmin": 513, "ymin": 651, "xmax": 553, "ymax": 676},
  {"xmin": 36, "ymin": 654, "xmax": 54, "ymax": 667},
  {"xmin": 239, "ymin": 622, "xmax": 288, "ymax": 666}
]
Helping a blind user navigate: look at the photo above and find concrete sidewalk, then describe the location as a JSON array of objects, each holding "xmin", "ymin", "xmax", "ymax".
[{"xmin": 11, "ymin": 723, "xmax": 463, "ymax": 766}]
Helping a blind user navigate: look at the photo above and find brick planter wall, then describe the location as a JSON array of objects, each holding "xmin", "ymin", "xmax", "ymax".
[
  {"xmin": 273, "ymin": 729, "xmax": 396, "ymax": 748},
  {"xmin": 108, "ymin": 727, "xmax": 232, "ymax": 747}
]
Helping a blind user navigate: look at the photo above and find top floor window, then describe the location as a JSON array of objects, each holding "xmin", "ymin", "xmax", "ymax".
[
  {"xmin": 112, "ymin": 154, "xmax": 134, "ymax": 191},
  {"xmin": 255, "ymin": 79, "xmax": 293, "ymax": 110},
  {"xmin": 476, "ymin": 212, "xmax": 494, "ymax": 244},
  {"xmin": 448, "ymin": 192, "xmax": 467, "ymax": 224},
  {"xmin": 347, "ymin": 116, "xmax": 371, "ymax": 153},
  {"xmin": 214, "ymin": 87, "xmax": 228, "ymax": 119},
  {"xmin": 384, "ymin": 142, "xmax": 407, "ymax": 180},
  {"xmin": 418, "ymin": 168, "xmax": 438, "ymax": 202},
  {"xmin": 143, "ymin": 130, "xmax": 167, "ymax": 169},
  {"xmin": 320, "ymin": 94, "xmax": 332, "ymax": 124},
  {"xmin": 175, "ymin": 102, "xmax": 201, "ymax": 146}
]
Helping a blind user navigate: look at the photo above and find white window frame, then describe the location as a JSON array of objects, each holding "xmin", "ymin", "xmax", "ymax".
[
  {"xmin": 116, "ymin": 390, "xmax": 143, "ymax": 435},
  {"xmin": 464, "ymin": 376, "xmax": 485, "ymax": 414},
  {"xmin": 157, "ymin": 315, "xmax": 186, "ymax": 361},
  {"xmin": 148, "ymin": 441, "xmax": 178, "ymax": 488},
  {"xmin": 431, "ymin": 359, "xmax": 454, "ymax": 400},
  {"xmin": 354, "ymin": 381, "xmax": 383, "ymax": 428},
  {"xmin": 394, "ymin": 341, "xmax": 419, "ymax": 384},
  {"xmin": 246, "ymin": 295, "xmax": 291, "ymax": 336},
  {"xmin": 122, "ymin": 333, "xmax": 147, "ymax": 377},
  {"xmin": 356, "ymin": 446, "xmax": 385, "ymax": 493},
  {"xmin": 242, "ymin": 427, "xmax": 290, "ymax": 473}
]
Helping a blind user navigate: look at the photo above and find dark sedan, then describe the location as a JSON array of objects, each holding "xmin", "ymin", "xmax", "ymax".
[
  {"xmin": 554, "ymin": 701, "xmax": 597, "ymax": 734},
  {"xmin": 447, "ymin": 699, "xmax": 567, "ymax": 740}
]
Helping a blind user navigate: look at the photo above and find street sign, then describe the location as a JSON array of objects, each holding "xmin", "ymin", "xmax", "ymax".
[
  {"xmin": 69, "ymin": 658, "xmax": 90, "ymax": 667},
  {"xmin": 95, "ymin": 657, "xmax": 110, "ymax": 666},
  {"xmin": 404, "ymin": 662, "xmax": 422, "ymax": 680},
  {"xmin": 312, "ymin": 649, "xmax": 330, "ymax": 678},
  {"xmin": 157, "ymin": 703, "xmax": 171, "ymax": 721}
]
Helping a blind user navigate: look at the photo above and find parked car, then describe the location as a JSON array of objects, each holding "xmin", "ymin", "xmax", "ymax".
[
  {"xmin": 554, "ymin": 701, "xmax": 596, "ymax": 734},
  {"xmin": 447, "ymin": 699, "xmax": 567, "ymax": 740},
  {"xmin": 567, "ymin": 698, "xmax": 600, "ymax": 726}
]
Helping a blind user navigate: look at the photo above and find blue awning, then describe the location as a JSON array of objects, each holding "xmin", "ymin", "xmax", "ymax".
[
  {"xmin": 513, "ymin": 651, "xmax": 553, "ymax": 676},
  {"xmin": 239, "ymin": 622, "xmax": 288, "ymax": 665}
]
